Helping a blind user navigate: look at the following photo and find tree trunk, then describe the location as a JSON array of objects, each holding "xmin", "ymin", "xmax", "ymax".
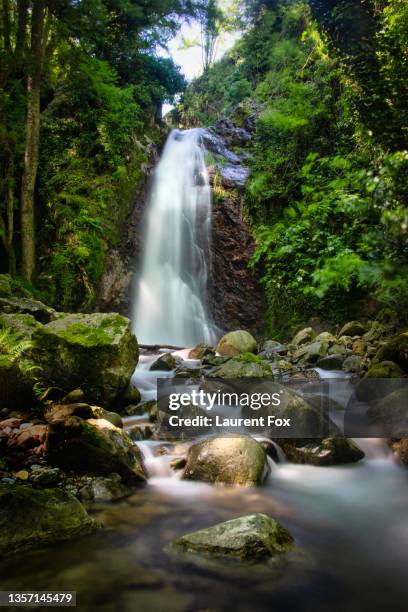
[{"xmin": 20, "ymin": 0, "xmax": 46, "ymax": 282}]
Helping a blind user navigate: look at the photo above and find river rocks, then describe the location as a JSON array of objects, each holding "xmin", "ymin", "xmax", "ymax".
[
  {"xmin": 165, "ymin": 513, "xmax": 293, "ymax": 561},
  {"xmin": 29, "ymin": 465, "xmax": 61, "ymax": 486},
  {"xmin": 372, "ymin": 331, "xmax": 408, "ymax": 371},
  {"xmin": 207, "ymin": 354, "xmax": 272, "ymax": 379},
  {"xmin": 339, "ymin": 321, "xmax": 367, "ymax": 337},
  {"xmin": 291, "ymin": 327, "xmax": 315, "ymax": 347},
  {"xmin": 0, "ymin": 484, "xmax": 97, "ymax": 554},
  {"xmin": 188, "ymin": 344, "xmax": 215, "ymax": 359},
  {"xmin": 182, "ymin": 434, "xmax": 269, "ymax": 486},
  {"xmin": 116, "ymin": 383, "xmax": 141, "ymax": 409},
  {"xmin": 150, "ymin": 353, "xmax": 182, "ymax": 371},
  {"xmin": 45, "ymin": 416, "xmax": 147, "ymax": 483},
  {"xmin": 217, "ymin": 330, "xmax": 257, "ymax": 356},
  {"xmin": 78, "ymin": 473, "xmax": 132, "ymax": 503},
  {"xmin": 278, "ymin": 437, "xmax": 364, "ymax": 466},
  {"xmin": 0, "ymin": 296, "xmax": 55, "ymax": 324},
  {"xmin": 343, "ymin": 355, "xmax": 363, "ymax": 373},
  {"xmin": 32, "ymin": 313, "xmax": 138, "ymax": 406}
]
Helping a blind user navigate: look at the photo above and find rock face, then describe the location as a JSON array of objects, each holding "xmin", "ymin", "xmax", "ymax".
[
  {"xmin": 217, "ymin": 330, "xmax": 257, "ymax": 356},
  {"xmin": 165, "ymin": 513, "xmax": 294, "ymax": 561},
  {"xmin": 0, "ymin": 296, "xmax": 55, "ymax": 323},
  {"xmin": 182, "ymin": 434, "xmax": 269, "ymax": 486},
  {"xmin": 32, "ymin": 313, "xmax": 138, "ymax": 406},
  {"xmin": 0, "ymin": 484, "xmax": 97, "ymax": 555},
  {"xmin": 45, "ymin": 416, "xmax": 147, "ymax": 483}
]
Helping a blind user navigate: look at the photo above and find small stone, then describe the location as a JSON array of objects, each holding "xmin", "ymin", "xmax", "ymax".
[{"xmin": 15, "ymin": 470, "xmax": 29, "ymax": 480}]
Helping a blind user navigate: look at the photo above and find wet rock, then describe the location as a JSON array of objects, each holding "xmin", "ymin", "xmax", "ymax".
[
  {"xmin": 0, "ymin": 484, "xmax": 97, "ymax": 554},
  {"xmin": 150, "ymin": 353, "xmax": 182, "ymax": 371},
  {"xmin": 343, "ymin": 355, "xmax": 363, "ymax": 373},
  {"xmin": 389, "ymin": 439, "xmax": 408, "ymax": 466},
  {"xmin": 372, "ymin": 332, "xmax": 408, "ymax": 371},
  {"xmin": 165, "ymin": 513, "xmax": 293, "ymax": 561},
  {"xmin": 0, "ymin": 312, "xmax": 41, "ymax": 339},
  {"xmin": 30, "ymin": 466, "xmax": 61, "ymax": 486},
  {"xmin": 207, "ymin": 354, "xmax": 272, "ymax": 379},
  {"xmin": 355, "ymin": 361, "xmax": 405, "ymax": 401},
  {"xmin": 78, "ymin": 474, "xmax": 132, "ymax": 503},
  {"xmin": 315, "ymin": 331, "xmax": 337, "ymax": 345},
  {"xmin": 44, "ymin": 403, "xmax": 123, "ymax": 429},
  {"xmin": 188, "ymin": 344, "xmax": 215, "ymax": 359},
  {"xmin": 258, "ymin": 340, "xmax": 286, "ymax": 360},
  {"xmin": 278, "ymin": 437, "xmax": 364, "ymax": 466},
  {"xmin": 316, "ymin": 354, "xmax": 344, "ymax": 370},
  {"xmin": 339, "ymin": 321, "xmax": 367, "ymax": 337},
  {"xmin": 7, "ymin": 423, "xmax": 48, "ymax": 452},
  {"xmin": 219, "ymin": 164, "xmax": 249, "ymax": 190},
  {"xmin": 217, "ymin": 330, "xmax": 257, "ymax": 357},
  {"xmin": 45, "ymin": 416, "xmax": 147, "ymax": 483},
  {"xmin": 366, "ymin": 389, "xmax": 408, "ymax": 435},
  {"xmin": 115, "ymin": 383, "xmax": 141, "ymax": 411},
  {"xmin": 174, "ymin": 366, "xmax": 203, "ymax": 379},
  {"xmin": 292, "ymin": 341, "xmax": 329, "ymax": 365},
  {"xmin": 183, "ymin": 434, "xmax": 269, "ymax": 486},
  {"xmin": 0, "ymin": 296, "xmax": 55, "ymax": 324},
  {"xmin": 202, "ymin": 354, "xmax": 231, "ymax": 367},
  {"xmin": 32, "ymin": 312, "xmax": 138, "ymax": 406},
  {"xmin": 156, "ymin": 403, "xmax": 211, "ymax": 440},
  {"xmin": 200, "ymin": 128, "xmax": 242, "ymax": 164},
  {"xmin": 291, "ymin": 327, "xmax": 315, "ymax": 347}
]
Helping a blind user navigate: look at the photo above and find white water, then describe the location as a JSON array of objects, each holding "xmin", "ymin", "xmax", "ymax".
[{"xmin": 132, "ymin": 129, "xmax": 216, "ymax": 346}]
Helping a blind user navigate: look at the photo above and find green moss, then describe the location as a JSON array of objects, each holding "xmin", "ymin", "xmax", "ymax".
[{"xmin": 57, "ymin": 323, "xmax": 113, "ymax": 347}]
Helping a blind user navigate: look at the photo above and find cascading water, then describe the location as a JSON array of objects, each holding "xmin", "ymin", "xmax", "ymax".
[{"xmin": 132, "ymin": 128, "xmax": 216, "ymax": 346}]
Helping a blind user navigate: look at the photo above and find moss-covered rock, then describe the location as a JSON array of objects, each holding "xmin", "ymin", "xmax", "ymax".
[
  {"xmin": 277, "ymin": 437, "xmax": 364, "ymax": 466},
  {"xmin": 0, "ymin": 312, "xmax": 41, "ymax": 339},
  {"xmin": 216, "ymin": 330, "xmax": 257, "ymax": 357},
  {"xmin": 45, "ymin": 416, "xmax": 146, "ymax": 483},
  {"xmin": 355, "ymin": 361, "xmax": 405, "ymax": 401},
  {"xmin": 0, "ymin": 484, "xmax": 97, "ymax": 555},
  {"xmin": 165, "ymin": 513, "xmax": 293, "ymax": 561},
  {"xmin": 207, "ymin": 353, "xmax": 272, "ymax": 379},
  {"xmin": 372, "ymin": 332, "xmax": 408, "ymax": 371},
  {"xmin": 366, "ymin": 389, "xmax": 408, "ymax": 436},
  {"xmin": 182, "ymin": 434, "xmax": 269, "ymax": 486},
  {"xmin": 316, "ymin": 354, "xmax": 344, "ymax": 370},
  {"xmin": 291, "ymin": 327, "xmax": 315, "ymax": 347},
  {"xmin": 32, "ymin": 313, "xmax": 138, "ymax": 406},
  {"xmin": 339, "ymin": 321, "xmax": 367, "ymax": 337},
  {"xmin": 292, "ymin": 340, "xmax": 329, "ymax": 364},
  {"xmin": 0, "ymin": 296, "xmax": 55, "ymax": 323},
  {"xmin": 150, "ymin": 353, "xmax": 182, "ymax": 371}
]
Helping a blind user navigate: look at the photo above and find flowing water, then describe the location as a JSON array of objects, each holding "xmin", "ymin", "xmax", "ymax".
[
  {"xmin": 132, "ymin": 129, "xmax": 217, "ymax": 346},
  {"xmin": 2, "ymin": 356, "xmax": 408, "ymax": 611}
]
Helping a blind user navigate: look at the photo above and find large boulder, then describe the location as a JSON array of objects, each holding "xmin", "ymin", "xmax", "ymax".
[
  {"xmin": 366, "ymin": 389, "xmax": 408, "ymax": 436},
  {"xmin": 0, "ymin": 312, "xmax": 41, "ymax": 339},
  {"xmin": 165, "ymin": 513, "xmax": 293, "ymax": 561},
  {"xmin": 372, "ymin": 332, "xmax": 408, "ymax": 371},
  {"xmin": 0, "ymin": 484, "xmax": 97, "ymax": 555},
  {"xmin": 45, "ymin": 416, "xmax": 147, "ymax": 483},
  {"xmin": 207, "ymin": 353, "xmax": 272, "ymax": 379},
  {"xmin": 32, "ymin": 313, "xmax": 138, "ymax": 405},
  {"xmin": 0, "ymin": 296, "xmax": 55, "ymax": 323},
  {"xmin": 182, "ymin": 434, "xmax": 269, "ymax": 486},
  {"xmin": 216, "ymin": 330, "xmax": 257, "ymax": 357}
]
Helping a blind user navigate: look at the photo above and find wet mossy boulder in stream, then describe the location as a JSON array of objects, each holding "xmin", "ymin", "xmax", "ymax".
[
  {"xmin": 0, "ymin": 484, "xmax": 97, "ymax": 555},
  {"xmin": 277, "ymin": 437, "xmax": 364, "ymax": 466},
  {"xmin": 338, "ymin": 321, "xmax": 367, "ymax": 337},
  {"xmin": 355, "ymin": 361, "xmax": 405, "ymax": 401},
  {"xmin": 188, "ymin": 344, "xmax": 215, "ymax": 359},
  {"xmin": 150, "ymin": 353, "xmax": 182, "ymax": 371},
  {"xmin": 216, "ymin": 330, "xmax": 257, "ymax": 357},
  {"xmin": 207, "ymin": 353, "xmax": 272, "ymax": 379},
  {"xmin": 182, "ymin": 434, "xmax": 269, "ymax": 486},
  {"xmin": 165, "ymin": 513, "xmax": 293, "ymax": 562},
  {"xmin": 44, "ymin": 402, "xmax": 123, "ymax": 428},
  {"xmin": 45, "ymin": 416, "xmax": 147, "ymax": 483},
  {"xmin": 372, "ymin": 332, "xmax": 408, "ymax": 372},
  {"xmin": 291, "ymin": 327, "xmax": 315, "ymax": 347},
  {"xmin": 32, "ymin": 313, "xmax": 138, "ymax": 406}
]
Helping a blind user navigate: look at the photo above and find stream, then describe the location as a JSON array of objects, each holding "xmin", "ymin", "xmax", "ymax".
[{"xmin": 1, "ymin": 352, "xmax": 408, "ymax": 612}]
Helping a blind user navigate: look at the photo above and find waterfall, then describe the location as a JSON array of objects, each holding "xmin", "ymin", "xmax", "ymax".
[{"xmin": 132, "ymin": 128, "xmax": 216, "ymax": 346}]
